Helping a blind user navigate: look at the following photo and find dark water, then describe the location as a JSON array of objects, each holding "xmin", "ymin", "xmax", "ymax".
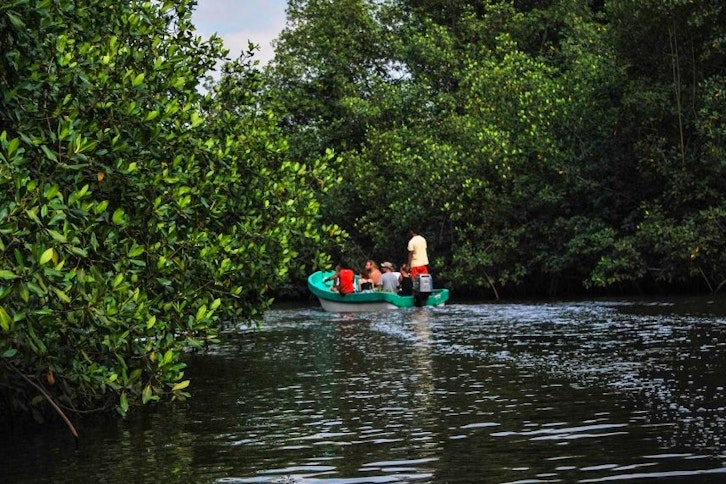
[{"xmin": 3, "ymin": 299, "xmax": 726, "ymax": 483}]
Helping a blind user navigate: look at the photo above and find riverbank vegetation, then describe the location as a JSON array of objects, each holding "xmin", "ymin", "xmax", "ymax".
[
  {"xmin": 268, "ymin": 0, "xmax": 725, "ymax": 300},
  {"xmin": 1, "ymin": 0, "xmax": 724, "ymax": 419},
  {"xmin": 0, "ymin": 0, "xmax": 343, "ymax": 422}
]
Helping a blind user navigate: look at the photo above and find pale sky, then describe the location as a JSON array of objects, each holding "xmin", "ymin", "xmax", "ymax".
[{"xmin": 192, "ymin": 0, "xmax": 288, "ymax": 65}]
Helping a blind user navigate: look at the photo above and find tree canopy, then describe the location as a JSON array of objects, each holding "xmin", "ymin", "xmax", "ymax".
[{"xmin": 266, "ymin": 0, "xmax": 726, "ymax": 298}]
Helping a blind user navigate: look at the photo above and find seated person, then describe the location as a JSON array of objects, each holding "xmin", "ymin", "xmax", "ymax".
[
  {"xmin": 324, "ymin": 262, "xmax": 355, "ymax": 295},
  {"xmin": 365, "ymin": 260, "xmax": 382, "ymax": 288},
  {"xmin": 398, "ymin": 263, "xmax": 413, "ymax": 296},
  {"xmin": 358, "ymin": 269, "xmax": 374, "ymax": 291},
  {"xmin": 380, "ymin": 261, "xmax": 399, "ymax": 292}
]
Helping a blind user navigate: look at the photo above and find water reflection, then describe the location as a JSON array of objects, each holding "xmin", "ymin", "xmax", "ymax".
[
  {"xmin": 2, "ymin": 299, "xmax": 726, "ymax": 483},
  {"xmin": 409, "ymin": 309, "xmax": 435, "ymax": 412}
]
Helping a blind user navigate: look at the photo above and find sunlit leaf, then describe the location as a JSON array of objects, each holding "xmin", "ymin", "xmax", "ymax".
[
  {"xmin": 39, "ymin": 248, "xmax": 55, "ymax": 265},
  {"xmin": 112, "ymin": 207, "xmax": 125, "ymax": 225},
  {"xmin": 171, "ymin": 379, "xmax": 190, "ymax": 391},
  {"xmin": 0, "ymin": 306, "xmax": 11, "ymax": 331},
  {"xmin": 142, "ymin": 385, "xmax": 153, "ymax": 404}
]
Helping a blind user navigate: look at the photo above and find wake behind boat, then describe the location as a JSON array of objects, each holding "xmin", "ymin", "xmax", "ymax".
[{"xmin": 307, "ymin": 271, "xmax": 449, "ymax": 312}]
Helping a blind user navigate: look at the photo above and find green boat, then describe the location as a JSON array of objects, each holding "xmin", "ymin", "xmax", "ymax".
[{"xmin": 307, "ymin": 270, "xmax": 449, "ymax": 312}]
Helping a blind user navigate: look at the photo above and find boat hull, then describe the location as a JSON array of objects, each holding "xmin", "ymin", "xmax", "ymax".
[
  {"xmin": 307, "ymin": 271, "xmax": 449, "ymax": 312},
  {"xmin": 317, "ymin": 298, "xmax": 399, "ymax": 312}
]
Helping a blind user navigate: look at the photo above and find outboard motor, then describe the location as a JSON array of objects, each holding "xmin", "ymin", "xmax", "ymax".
[{"xmin": 413, "ymin": 273, "xmax": 433, "ymax": 307}]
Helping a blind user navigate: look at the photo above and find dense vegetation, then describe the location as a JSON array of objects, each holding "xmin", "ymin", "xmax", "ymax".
[
  {"xmin": 1, "ymin": 0, "xmax": 724, "ymax": 422},
  {"xmin": 0, "ymin": 0, "xmax": 343, "ymax": 422},
  {"xmin": 268, "ymin": 0, "xmax": 726, "ymax": 299}
]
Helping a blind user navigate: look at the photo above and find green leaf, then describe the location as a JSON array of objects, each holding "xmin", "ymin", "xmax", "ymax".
[
  {"xmin": 7, "ymin": 137, "xmax": 20, "ymax": 158},
  {"xmin": 119, "ymin": 391, "xmax": 129, "ymax": 415},
  {"xmin": 94, "ymin": 200, "xmax": 109, "ymax": 214},
  {"xmin": 142, "ymin": 385, "xmax": 153, "ymax": 404},
  {"xmin": 128, "ymin": 368, "xmax": 142, "ymax": 383},
  {"xmin": 68, "ymin": 246, "xmax": 88, "ymax": 258},
  {"xmin": 39, "ymin": 248, "xmax": 55, "ymax": 265},
  {"xmin": 112, "ymin": 207, "xmax": 125, "ymax": 225},
  {"xmin": 112, "ymin": 273, "xmax": 124, "ymax": 288},
  {"xmin": 69, "ymin": 184, "xmax": 89, "ymax": 204},
  {"xmin": 171, "ymin": 379, "xmax": 190, "ymax": 391},
  {"xmin": 19, "ymin": 284, "xmax": 29, "ymax": 303},
  {"xmin": 52, "ymin": 287, "xmax": 71, "ymax": 303},
  {"xmin": 195, "ymin": 304, "xmax": 207, "ymax": 322},
  {"xmin": 0, "ymin": 306, "xmax": 11, "ymax": 331},
  {"xmin": 44, "ymin": 184, "xmax": 59, "ymax": 200},
  {"xmin": 47, "ymin": 229, "xmax": 67, "ymax": 243},
  {"xmin": 2, "ymin": 348, "xmax": 18, "ymax": 358},
  {"xmin": 128, "ymin": 245, "xmax": 145, "ymax": 257},
  {"xmin": 25, "ymin": 208, "xmax": 42, "ymax": 225},
  {"xmin": 40, "ymin": 145, "xmax": 58, "ymax": 162},
  {"xmin": 0, "ymin": 270, "xmax": 19, "ymax": 280},
  {"xmin": 27, "ymin": 282, "xmax": 44, "ymax": 297},
  {"xmin": 6, "ymin": 11, "xmax": 25, "ymax": 29}
]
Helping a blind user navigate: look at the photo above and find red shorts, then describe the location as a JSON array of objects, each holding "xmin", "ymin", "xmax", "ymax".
[{"xmin": 410, "ymin": 265, "xmax": 428, "ymax": 278}]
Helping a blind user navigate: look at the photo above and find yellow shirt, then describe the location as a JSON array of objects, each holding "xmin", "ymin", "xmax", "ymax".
[{"xmin": 407, "ymin": 234, "xmax": 428, "ymax": 267}]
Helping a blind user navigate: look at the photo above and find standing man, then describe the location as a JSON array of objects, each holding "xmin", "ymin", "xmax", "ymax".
[{"xmin": 407, "ymin": 228, "xmax": 429, "ymax": 278}]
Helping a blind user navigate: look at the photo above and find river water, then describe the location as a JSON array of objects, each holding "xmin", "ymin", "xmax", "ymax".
[{"xmin": 3, "ymin": 298, "xmax": 726, "ymax": 483}]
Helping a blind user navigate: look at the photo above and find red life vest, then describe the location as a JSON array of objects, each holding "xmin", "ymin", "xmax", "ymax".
[{"xmin": 338, "ymin": 268, "xmax": 355, "ymax": 295}]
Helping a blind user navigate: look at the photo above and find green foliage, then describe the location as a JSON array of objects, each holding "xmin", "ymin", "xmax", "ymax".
[
  {"xmin": 266, "ymin": 0, "xmax": 726, "ymax": 297},
  {"xmin": 269, "ymin": 0, "xmax": 391, "ymax": 159},
  {"xmin": 0, "ymin": 0, "xmax": 342, "ymax": 418}
]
